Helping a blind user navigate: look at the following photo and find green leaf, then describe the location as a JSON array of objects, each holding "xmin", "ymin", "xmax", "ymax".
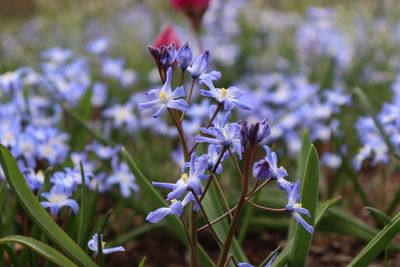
[
  {"xmin": 364, "ymin": 207, "xmax": 391, "ymax": 226},
  {"xmin": 0, "ymin": 244, "xmax": 21, "ymax": 267},
  {"xmin": 110, "ymin": 223, "xmax": 165, "ymax": 247},
  {"xmin": 77, "ymin": 162, "xmax": 88, "ymax": 247},
  {"xmin": 0, "ymin": 145, "xmax": 96, "ymax": 267},
  {"xmin": 121, "ymin": 147, "xmax": 215, "ymax": 267},
  {"xmin": 315, "ymin": 196, "xmax": 342, "ymax": 226},
  {"xmin": 288, "ymin": 131, "xmax": 311, "ymax": 239},
  {"xmin": 202, "ymin": 180, "xmax": 247, "ymax": 263},
  {"xmin": 0, "ymin": 235, "xmax": 78, "ymax": 267},
  {"xmin": 289, "ymin": 145, "xmax": 320, "ymax": 267},
  {"xmin": 138, "ymin": 257, "xmax": 146, "ymax": 267},
  {"xmin": 259, "ymin": 245, "xmax": 282, "ymax": 267},
  {"xmin": 318, "ymin": 208, "xmax": 400, "ymax": 250},
  {"xmin": 97, "ymin": 231, "xmax": 104, "ymax": 267},
  {"xmin": 348, "ymin": 211, "xmax": 400, "ymax": 267},
  {"xmin": 271, "ymin": 246, "xmax": 290, "ymax": 267}
]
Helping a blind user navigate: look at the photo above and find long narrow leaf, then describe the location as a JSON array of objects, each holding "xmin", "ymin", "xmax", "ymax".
[
  {"xmin": 0, "ymin": 145, "xmax": 96, "ymax": 267},
  {"xmin": 315, "ymin": 196, "xmax": 342, "ymax": 226},
  {"xmin": 348, "ymin": 211, "xmax": 400, "ymax": 266},
  {"xmin": 77, "ymin": 162, "xmax": 88, "ymax": 247},
  {"xmin": 0, "ymin": 235, "xmax": 78, "ymax": 267},
  {"xmin": 121, "ymin": 147, "xmax": 215, "ymax": 267},
  {"xmin": 289, "ymin": 145, "xmax": 320, "ymax": 267}
]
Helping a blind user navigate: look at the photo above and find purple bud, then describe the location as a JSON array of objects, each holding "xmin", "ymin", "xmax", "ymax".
[
  {"xmin": 240, "ymin": 119, "xmax": 271, "ymax": 147},
  {"xmin": 253, "ymin": 159, "xmax": 272, "ymax": 180},
  {"xmin": 148, "ymin": 45, "xmax": 162, "ymax": 65},
  {"xmin": 160, "ymin": 43, "xmax": 177, "ymax": 68},
  {"xmin": 189, "ymin": 51, "xmax": 209, "ymax": 79},
  {"xmin": 177, "ymin": 42, "xmax": 193, "ymax": 70}
]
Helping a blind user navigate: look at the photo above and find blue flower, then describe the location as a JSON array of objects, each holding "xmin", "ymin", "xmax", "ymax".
[
  {"xmin": 199, "ymin": 79, "xmax": 251, "ymax": 111},
  {"xmin": 152, "ymin": 153, "xmax": 208, "ymax": 200},
  {"xmin": 86, "ymin": 142, "xmax": 121, "ymax": 160},
  {"xmin": 160, "ymin": 43, "xmax": 177, "ymax": 68},
  {"xmin": 253, "ymin": 145, "xmax": 289, "ymax": 189},
  {"xmin": 285, "ymin": 181, "xmax": 314, "ymax": 234},
  {"xmin": 24, "ymin": 168, "xmax": 45, "ymax": 191},
  {"xmin": 86, "ymin": 37, "xmax": 110, "ymax": 55},
  {"xmin": 146, "ymin": 192, "xmax": 198, "ymax": 223},
  {"xmin": 198, "ymin": 145, "xmax": 228, "ymax": 174},
  {"xmin": 41, "ymin": 185, "xmax": 79, "ymax": 216},
  {"xmin": 146, "ymin": 199, "xmax": 183, "ymax": 223},
  {"xmin": 196, "ymin": 123, "xmax": 243, "ymax": 159},
  {"xmin": 188, "ymin": 51, "xmax": 209, "ymax": 79},
  {"xmin": 177, "ymin": 42, "xmax": 193, "ymax": 70},
  {"xmin": 107, "ymin": 159, "xmax": 138, "ymax": 198},
  {"xmin": 138, "ymin": 67, "xmax": 188, "ymax": 118},
  {"xmin": 88, "ymin": 234, "xmax": 125, "ymax": 254}
]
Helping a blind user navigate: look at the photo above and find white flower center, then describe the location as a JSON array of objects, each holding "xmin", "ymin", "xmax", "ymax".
[{"xmin": 49, "ymin": 194, "xmax": 68, "ymax": 204}]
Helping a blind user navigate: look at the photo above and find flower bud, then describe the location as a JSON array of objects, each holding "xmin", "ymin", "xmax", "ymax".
[
  {"xmin": 240, "ymin": 119, "xmax": 271, "ymax": 147},
  {"xmin": 177, "ymin": 42, "xmax": 193, "ymax": 71},
  {"xmin": 160, "ymin": 43, "xmax": 177, "ymax": 68},
  {"xmin": 189, "ymin": 51, "xmax": 209, "ymax": 79},
  {"xmin": 170, "ymin": 0, "xmax": 211, "ymax": 31},
  {"xmin": 154, "ymin": 24, "xmax": 181, "ymax": 48},
  {"xmin": 253, "ymin": 159, "xmax": 272, "ymax": 180}
]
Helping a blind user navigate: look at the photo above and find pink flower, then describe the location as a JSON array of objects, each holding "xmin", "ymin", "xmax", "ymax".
[
  {"xmin": 154, "ymin": 24, "xmax": 181, "ymax": 48},
  {"xmin": 171, "ymin": 0, "xmax": 210, "ymax": 10}
]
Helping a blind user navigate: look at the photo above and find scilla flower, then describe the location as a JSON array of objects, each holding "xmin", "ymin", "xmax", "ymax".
[
  {"xmin": 285, "ymin": 181, "xmax": 314, "ymax": 234},
  {"xmin": 138, "ymin": 67, "xmax": 188, "ymax": 118},
  {"xmin": 199, "ymin": 79, "xmax": 251, "ymax": 111},
  {"xmin": 146, "ymin": 192, "xmax": 198, "ymax": 223},
  {"xmin": 88, "ymin": 234, "xmax": 125, "ymax": 254},
  {"xmin": 152, "ymin": 153, "xmax": 208, "ymax": 200},
  {"xmin": 253, "ymin": 145, "xmax": 289, "ymax": 190},
  {"xmin": 196, "ymin": 123, "xmax": 243, "ymax": 159},
  {"xmin": 40, "ymin": 185, "xmax": 79, "ymax": 217},
  {"xmin": 177, "ymin": 42, "xmax": 193, "ymax": 71}
]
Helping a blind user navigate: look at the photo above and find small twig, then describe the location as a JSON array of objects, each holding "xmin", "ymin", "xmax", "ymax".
[
  {"xmin": 180, "ymin": 217, "xmax": 198, "ymax": 267},
  {"xmin": 211, "ymin": 173, "xmax": 233, "ymax": 220},
  {"xmin": 198, "ymin": 205, "xmax": 238, "ymax": 232},
  {"xmin": 227, "ymin": 147, "xmax": 244, "ymax": 183}
]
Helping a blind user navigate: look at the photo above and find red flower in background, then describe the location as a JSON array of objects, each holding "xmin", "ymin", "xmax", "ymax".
[
  {"xmin": 170, "ymin": 0, "xmax": 211, "ymax": 32},
  {"xmin": 154, "ymin": 24, "xmax": 181, "ymax": 48},
  {"xmin": 171, "ymin": 0, "xmax": 210, "ymax": 10}
]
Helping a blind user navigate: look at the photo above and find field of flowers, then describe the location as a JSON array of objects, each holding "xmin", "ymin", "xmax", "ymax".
[{"xmin": 0, "ymin": 0, "xmax": 400, "ymax": 266}]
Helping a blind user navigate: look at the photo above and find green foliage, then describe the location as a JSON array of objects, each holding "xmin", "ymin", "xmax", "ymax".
[
  {"xmin": 288, "ymin": 145, "xmax": 320, "ymax": 267},
  {"xmin": 349, "ymin": 211, "xmax": 400, "ymax": 266},
  {"xmin": 0, "ymin": 145, "xmax": 96, "ymax": 267},
  {"xmin": 0, "ymin": 235, "xmax": 78, "ymax": 267}
]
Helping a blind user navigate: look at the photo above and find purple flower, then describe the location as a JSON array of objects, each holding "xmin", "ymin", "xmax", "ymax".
[
  {"xmin": 196, "ymin": 123, "xmax": 243, "ymax": 159},
  {"xmin": 240, "ymin": 119, "xmax": 271, "ymax": 146},
  {"xmin": 88, "ymin": 234, "xmax": 125, "ymax": 254},
  {"xmin": 146, "ymin": 192, "xmax": 198, "ymax": 223},
  {"xmin": 253, "ymin": 146, "xmax": 289, "ymax": 189},
  {"xmin": 41, "ymin": 185, "xmax": 79, "ymax": 216},
  {"xmin": 160, "ymin": 43, "xmax": 177, "ymax": 68},
  {"xmin": 188, "ymin": 51, "xmax": 209, "ymax": 79},
  {"xmin": 107, "ymin": 160, "xmax": 138, "ymax": 198},
  {"xmin": 138, "ymin": 67, "xmax": 188, "ymax": 118},
  {"xmin": 285, "ymin": 181, "xmax": 314, "ymax": 234},
  {"xmin": 199, "ymin": 79, "xmax": 251, "ymax": 111},
  {"xmin": 152, "ymin": 153, "xmax": 208, "ymax": 200},
  {"xmin": 24, "ymin": 168, "xmax": 45, "ymax": 191},
  {"xmin": 177, "ymin": 42, "xmax": 193, "ymax": 70}
]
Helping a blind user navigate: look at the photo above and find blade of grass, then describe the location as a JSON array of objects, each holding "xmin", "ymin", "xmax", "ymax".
[
  {"xmin": 0, "ymin": 235, "xmax": 78, "ymax": 267},
  {"xmin": 364, "ymin": 207, "xmax": 391, "ymax": 226},
  {"xmin": 138, "ymin": 257, "xmax": 146, "ymax": 267},
  {"xmin": 110, "ymin": 223, "xmax": 165, "ymax": 247},
  {"xmin": 318, "ymin": 208, "xmax": 400, "ymax": 250},
  {"xmin": 258, "ymin": 245, "xmax": 282, "ymax": 267},
  {"xmin": 288, "ymin": 131, "xmax": 311, "ymax": 239},
  {"xmin": 121, "ymin": 147, "xmax": 215, "ymax": 267},
  {"xmin": 315, "ymin": 196, "xmax": 342, "ymax": 226},
  {"xmin": 77, "ymin": 162, "xmax": 88, "ymax": 247},
  {"xmin": 348, "ymin": 211, "xmax": 400, "ymax": 267},
  {"xmin": 97, "ymin": 231, "xmax": 104, "ymax": 267},
  {"xmin": 0, "ymin": 145, "xmax": 96, "ymax": 267},
  {"xmin": 289, "ymin": 145, "xmax": 320, "ymax": 267},
  {"xmin": 0, "ymin": 244, "xmax": 21, "ymax": 267}
]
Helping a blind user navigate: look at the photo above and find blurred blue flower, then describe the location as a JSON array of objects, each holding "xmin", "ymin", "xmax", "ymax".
[
  {"xmin": 41, "ymin": 185, "xmax": 79, "ymax": 216},
  {"xmin": 188, "ymin": 51, "xmax": 209, "ymax": 79},
  {"xmin": 107, "ymin": 160, "xmax": 138, "ymax": 198}
]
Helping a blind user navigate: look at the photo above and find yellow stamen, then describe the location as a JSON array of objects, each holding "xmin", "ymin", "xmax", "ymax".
[
  {"xmin": 159, "ymin": 91, "xmax": 168, "ymax": 102},
  {"xmin": 181, "ymin": 173, "xmax": 189, "ymax": 183},
  {"xmin": 294, "ymin": 203, "xmax": 302, "ymax": 209},
  {"xmin": 219, "ymin": 87, "xmax": 228, "ymax": 98},
  {"xmin": 171, "ymin": 199, "xmax": 178, "ymax": 204}
]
